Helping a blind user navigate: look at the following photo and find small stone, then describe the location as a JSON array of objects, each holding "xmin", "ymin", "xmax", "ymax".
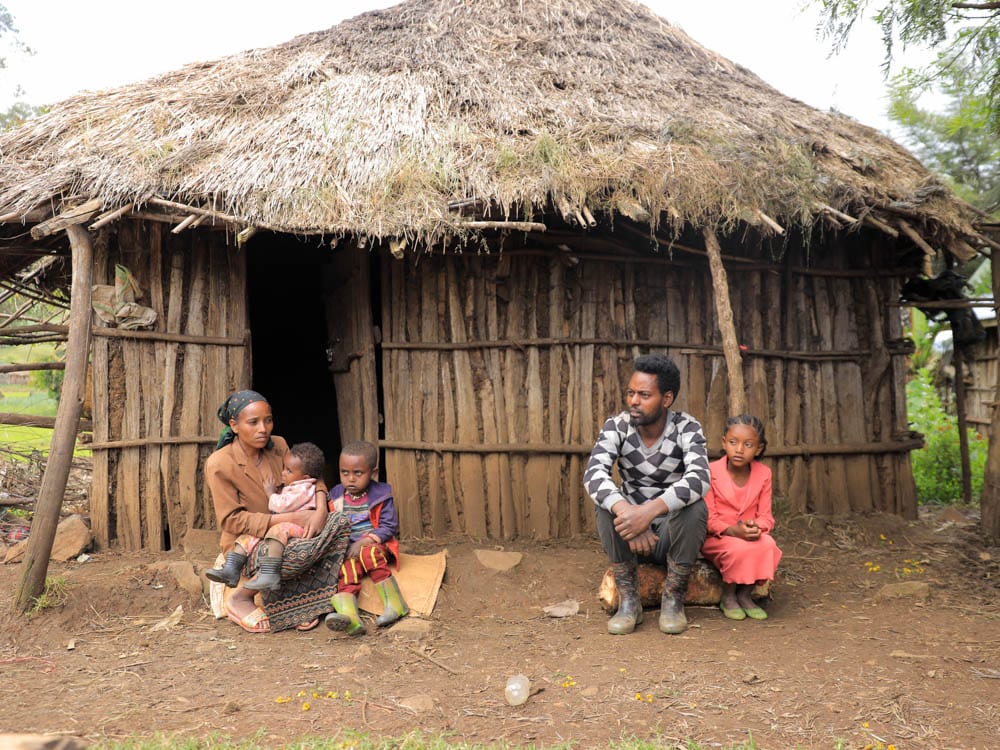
[
  {"xmin": 4, "ymin": 515, "xmax": 92, "ymax": 564},
  {"xmin": 474, "ymin": 549, "xmax": 523, "ymax": 572},
  {"xmin": 399, "ymin": 694, "xmax": 435, "ymax": 713},
  {"xmin": 875, "ymin": 581, "xmax": 930, "ymax": 602},
  {"xmin": 148, "ymin": 560, "xmax": 204, "ymax": 598},
  {"xmin": 386, "ymin": 618, "xmax": 432, "ymax": 641},
  {"xmin": 543, "ymin": 599, "xmax": 579, "ymax": 618}
]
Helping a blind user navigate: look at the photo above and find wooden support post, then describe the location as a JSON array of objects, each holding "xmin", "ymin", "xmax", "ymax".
[
  {"xmin": 953, "ymin": 346, "xmax": 973, "ymax": 505},
  {"xmin": 981, "ymin": 250, "xmax": 1000, "ymax": 543},
  {"xmin": 703, "ymin": 229, "xmax": 746, "ymax": 415},
  {"xmin": 14, "ymin": 225, "xmax": 94, "ymax": 614}
]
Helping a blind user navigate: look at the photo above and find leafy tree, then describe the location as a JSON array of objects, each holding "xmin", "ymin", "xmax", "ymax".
[
  {"xmin": 815, "ymin": 0, "xmax": 1000, "ymax": 133},
  {"xmin": 0, "ymin": 4, "xmax": 39, "ymax": 130},
  {"xmin": 888, "ymin": 63, "xmax": 1000, "ymax": 214}
]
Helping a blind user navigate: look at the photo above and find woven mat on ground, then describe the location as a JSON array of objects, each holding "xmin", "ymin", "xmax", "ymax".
[{"xmin": 357, "ymin": 549, "xmax": 448, "ymax": 617}]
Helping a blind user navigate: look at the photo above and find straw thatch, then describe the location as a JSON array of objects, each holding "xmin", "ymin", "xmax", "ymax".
[{"xmin": 0, "ymin": 0, "xmax": 991, "ymax": 254}]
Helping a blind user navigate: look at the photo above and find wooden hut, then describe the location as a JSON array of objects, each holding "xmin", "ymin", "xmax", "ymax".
[{"xmin": 0, "ymin": 0, "xmax": 996, "ymax": 552}]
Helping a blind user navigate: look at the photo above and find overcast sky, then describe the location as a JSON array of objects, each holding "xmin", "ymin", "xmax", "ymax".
[{"xmin": 0, "ymin": 0, "xmax": 924, "ymax": 137}]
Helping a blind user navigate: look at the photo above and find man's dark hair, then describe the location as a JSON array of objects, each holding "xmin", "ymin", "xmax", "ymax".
[
  {"xmin": 289, "ymin": 442, "xmax": 326, "ymax": 479},
  {"xmin": 633, "ymin": 353, "xmax": 681, "ymax": 398},
  {"xmin": 341, "ymin": 440, "xmax": 378, "ymax": 470}
]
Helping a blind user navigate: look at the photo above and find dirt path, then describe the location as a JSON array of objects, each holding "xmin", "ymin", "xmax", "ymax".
[{"xmin": 1, "ymin": 508, "xmax": 998, "ymax": 749}]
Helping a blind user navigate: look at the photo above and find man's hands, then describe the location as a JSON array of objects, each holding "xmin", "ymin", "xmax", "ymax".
[{"xmin": 612, "ymin": 500, "xmax": 663, "ymax": 556}]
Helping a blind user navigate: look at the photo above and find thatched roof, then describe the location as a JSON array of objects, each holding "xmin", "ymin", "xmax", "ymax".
[{"xmin": 0, "ymin": 0, "xmax": 993, "ymax": 255}]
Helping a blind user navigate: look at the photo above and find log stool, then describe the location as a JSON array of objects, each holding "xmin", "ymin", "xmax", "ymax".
[{"xmin": 598, "ymin": 559, "xmax": 771, "ymax": 613}]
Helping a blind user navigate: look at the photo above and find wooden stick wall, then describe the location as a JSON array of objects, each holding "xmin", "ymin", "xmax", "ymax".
[
  {"xmin": 89, "ymin": 222, "xmax": 249, "ymax": 550},
  {"xmin": 381, "ymin": 241, "xmax": 918, "ymax": 540}
]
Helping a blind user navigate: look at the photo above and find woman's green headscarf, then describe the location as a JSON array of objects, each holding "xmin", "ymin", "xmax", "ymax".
[{"xmin": 215, "ymin": 390, "xmax": 271, "ymax": 450}]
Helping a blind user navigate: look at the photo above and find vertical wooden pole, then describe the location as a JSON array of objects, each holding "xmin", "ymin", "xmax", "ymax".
[
  {"xmin": 14, "ymin": 225, "xmax": 94, "ymax": 613},
  {"xmin": 980, "ymin": 250, "xmax": 1000, "ymax": 543},
  {"xmin": 952, "ymin": 346, "xmax": 973, "ymax": 505},
  {"xmin": 703, "ymin": 229, "xmax": 746, "ymax": 415}
]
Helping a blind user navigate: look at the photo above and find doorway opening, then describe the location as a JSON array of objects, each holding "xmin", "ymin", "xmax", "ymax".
[{"xmin": 246, "ymin": 235, "xmax": 341, "ymax": 485}]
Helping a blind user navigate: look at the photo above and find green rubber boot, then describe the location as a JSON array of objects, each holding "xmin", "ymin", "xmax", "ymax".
[
  {"xmin": 607, "ymin": 561, "xmax": 643, "ymax": 635},
  {"xmin": 325, "ymin": 592, "xmax": 364, "ymax": 635},
  {"xmin": 374, "ymin": 577, "xmax": 409, "ymax": 627}
]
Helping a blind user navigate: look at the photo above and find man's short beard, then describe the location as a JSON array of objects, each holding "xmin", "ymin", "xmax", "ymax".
[{"xmin": 629, "ymin": 410, "xmax": 660, "ymax": 427}]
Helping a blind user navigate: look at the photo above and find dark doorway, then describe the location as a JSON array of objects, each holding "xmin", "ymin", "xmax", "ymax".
[{"xmin": 246, "ymin": 235, "xmax": 341, "ymax": 484}]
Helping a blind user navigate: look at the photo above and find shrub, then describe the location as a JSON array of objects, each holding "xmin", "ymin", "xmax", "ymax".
[{"xmin": 906, "ymin": 367, "xmax": 988, "ymax": 504}]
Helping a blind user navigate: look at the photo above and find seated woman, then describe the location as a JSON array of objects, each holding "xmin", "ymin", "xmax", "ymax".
[{"xmin": 205, "ymin": 390, "xmax": 351, "ymax": 633}]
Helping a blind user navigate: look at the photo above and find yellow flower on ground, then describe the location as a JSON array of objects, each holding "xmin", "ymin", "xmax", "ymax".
[{"xmin": 302, "ymin": 702, "xmax": 311, "ymax": 711}]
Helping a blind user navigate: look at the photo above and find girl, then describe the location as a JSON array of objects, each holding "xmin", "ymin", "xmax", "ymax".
[{"xmin": 701, "ymin": 414, "xmax": 782, "ymax": 621}]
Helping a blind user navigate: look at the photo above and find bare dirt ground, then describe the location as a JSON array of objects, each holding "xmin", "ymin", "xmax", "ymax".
[{"xmin": 1, "ymin": 493, "xmax": 998, "ymax": 749}]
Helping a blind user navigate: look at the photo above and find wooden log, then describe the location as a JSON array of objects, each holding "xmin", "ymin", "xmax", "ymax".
[
  {"xmin": 159, "ymin": 248, "xmax": 186, "ymax": 544},
  {"xmin": 545, "ymin": 257, "xmax": 565, "ymax": 538},
  {"xmin": 171, "ymin": 214, "xmax": 198, "ymax": 234},
  {"xmin": 14, "ymin": 224, "xmax": 93, "ymax": 613},
  {"xmin": 141, "ymin": 225, "xmax": 165, "ymax": 551},
  {"xmin": 756, "ymin": 210, "xmax": 785, "ymax": 235},
  {"xmin": 0, "ymin": 413, "xmax": 92, "ymax": 431},
  {"xmin": 861, "ymin": 212, "xmax": 900, "ymax": 239},
  {"xmin": 503, "ymin": 261, "xmax": 528, "ymax": 537},
  {"xmin": 89, "ymin": 235, "xmax": 111, "ymax": 549},
  {"xmin": 981, "ymin": 249, "xmax": 1000, "ymax": 543},
  {"xmin": 117, "ymin": 339, "xmax": 143, "ymax": 549},
  {"xmin": 459, "ymin": 220, "xmax": 547, "ymax": 233},
  {"xmin": 703, "ymin": 230, "xmax": 746, "ymax": 414},
  {"xmin": 0, "ymin": 362, "xmax": 65, "ymax": 374},
  {"xmin": 954, "ymin": 346, "xmax": 974, "ymax": 505},
  {"xmin": 147, "ymin": 197, "xmax": 244, "ymax": 227},
  {"xmin": 91, "ymin": 328, "xmax": 244, "ymax": 345},
  {"xmin": 383, "ymin": 261, "xmax": 421, "ymax": 538},
  {"xmin": 598, "ymin": 561, "xmax": 772, "ymax": 612},
  {"xmin": 812, "ymin": 275, "xmax": 851, "ymax": 514},
  {"xmin": 447, "ymin": 258, "xmax": 488, "ymax": 537},
  {"xmin": 419, "ymin": 264, "xmax": 445, "ymax": 536},
  {"xmin": 814, "ymin": 202, "xmax": 859, "ymax": 225},
  {"xmin": 29, "ymin": 198, "xmax": 103, "ymax": 240},
  {"xmin": 176, "ymin": 239, "xmax": 207, "ymax": 535},
  {"xmin": 88, "ymin": 203, "xmax": 134, "ymax": 231}
]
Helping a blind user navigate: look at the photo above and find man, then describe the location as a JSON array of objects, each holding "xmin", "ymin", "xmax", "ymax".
[{"xmin": 584, "ymin": 353, "xmax": 709, "ymax": 635}]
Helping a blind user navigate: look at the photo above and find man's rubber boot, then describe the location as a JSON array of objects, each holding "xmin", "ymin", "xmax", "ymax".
[
  {"xmin": 374, "ymin": 577, "xmax": 409, "ymax": 627},
  {"xmin": 659, "ymin": 562, "xmax": 692, "ymax": 634},
  {"xmin": 205, "ymin": 551, "xmax": 248, "ymax": 588},
  {"xmin": 325, "ymin": 592, "xmax": 364, "ymax": 635},
  {"xmin": 607, "ymin": 561, "xmax": 643, "ymax": 635},
  {"xmin": 243, "ymin": 556, "xmax": 283, "ymax": 591}
]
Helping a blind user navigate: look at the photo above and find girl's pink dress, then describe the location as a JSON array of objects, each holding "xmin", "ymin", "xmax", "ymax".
[{"xmin": 701, "ymin": 457, "xmax": 782, "ymax": 584}]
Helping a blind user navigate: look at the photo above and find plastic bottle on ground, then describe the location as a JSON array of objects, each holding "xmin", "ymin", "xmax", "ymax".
[{"xmin": 504, "ymin": 674, "xmax": 530, "ymax": 706}]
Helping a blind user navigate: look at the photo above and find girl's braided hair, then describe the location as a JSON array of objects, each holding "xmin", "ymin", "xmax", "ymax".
[{"xmin": 725, "ymin": 414, "xmax": 767, "ymax": 456}]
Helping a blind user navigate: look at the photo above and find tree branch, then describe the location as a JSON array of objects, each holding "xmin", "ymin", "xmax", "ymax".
[{"xmin": 951, "ymin": 2, "xmax": 1000, "ymax": 10}]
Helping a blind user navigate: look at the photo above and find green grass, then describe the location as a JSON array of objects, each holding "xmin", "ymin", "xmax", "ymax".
[{"xmin": 0, "ymin": 383, "xmax": 90, "ymax": 458}]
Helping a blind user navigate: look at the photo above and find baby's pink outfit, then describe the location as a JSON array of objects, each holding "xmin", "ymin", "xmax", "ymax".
[{"xmin": 268, "ymin": 477, "xmax": 317, "ymax": 513}]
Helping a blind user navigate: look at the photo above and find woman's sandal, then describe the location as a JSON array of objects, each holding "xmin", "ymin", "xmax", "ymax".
[
  {"xmin": 226, "ymin": 605, "xmax": 271, "ymax": 633},
  {"xmin": 295, "ymin": 618, "xmax": 321, "ymax": 631}
]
